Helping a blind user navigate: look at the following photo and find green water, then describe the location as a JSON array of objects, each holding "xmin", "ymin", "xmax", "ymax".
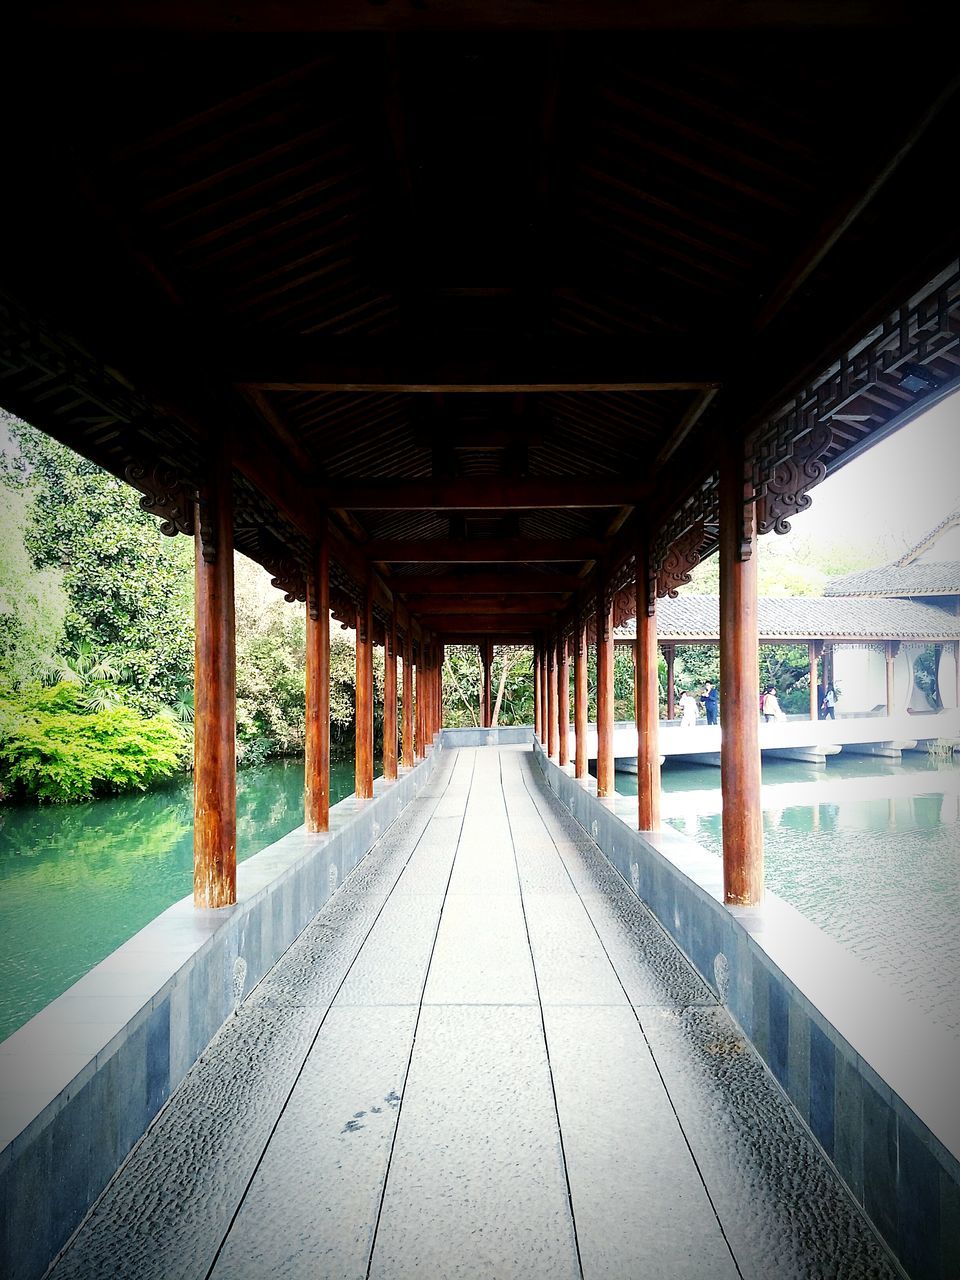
[
  {"xmin": 617, "ymin": 754, "xmax": 960, "ymax": 1039},
  {"xmin": 0, "ymin": 757, "xmax": 360, "ymax": 1043}
]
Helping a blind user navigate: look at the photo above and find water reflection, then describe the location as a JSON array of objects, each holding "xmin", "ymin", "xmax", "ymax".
[
  {"xmin": 0, "ymin": 757, "xmax": 360, "ymax": 1042},
  {"xmin": 617, "ymin": 753, "xmax": 960, "ymax": 1040}
]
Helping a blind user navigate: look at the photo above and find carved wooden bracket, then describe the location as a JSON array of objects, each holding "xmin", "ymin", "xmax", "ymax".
[
  {"xmin": 125, "ymin": 461, "xmax": 197, "ymax": 540},
  {"xmin": 755, "ymin": 422, "xmax": 833, "ymax": 536},
  {"xmin": 656, "ymin": 520, "xmax": 704, "ymax": 600}
]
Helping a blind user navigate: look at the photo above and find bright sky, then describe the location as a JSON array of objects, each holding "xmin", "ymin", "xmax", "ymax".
[{"xmin": 794, "ymin": 389, "xmax": 960, "ymax": 562}]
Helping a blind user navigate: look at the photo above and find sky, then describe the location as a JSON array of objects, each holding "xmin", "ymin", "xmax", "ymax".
[{"xmin": 790, "ymin": 390, "xmax": 960, "ymax": 564}]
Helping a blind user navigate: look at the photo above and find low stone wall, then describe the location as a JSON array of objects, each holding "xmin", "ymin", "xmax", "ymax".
[
  {"xmin": 439, "ymin": 726, "xmax": 532, "ymax": 748},
  {"xmin": 533, "ymin": 740, "xmax": 960, "ymax": 1280},
  {"xmin": 0, "ymin": 743, "xmax": 443, "ymax": 1280}
]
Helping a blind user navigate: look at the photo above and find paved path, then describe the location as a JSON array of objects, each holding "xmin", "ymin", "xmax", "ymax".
[{"xmin": 50, "ymin": 747, "xmax": 896, "ymax": 1279}]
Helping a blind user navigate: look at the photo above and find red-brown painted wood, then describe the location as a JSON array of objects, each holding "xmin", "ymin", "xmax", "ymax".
[
  {"xmin": 481, "ymin": 639, "xmax": 493, "ymax": 728},
  {"xmin": 808, "ymin": 640, "xmax": 821, "ymax": 721},
  {"xmin": 547, "ymin": 643, "xmax": 558, "ymax": 758},
  {"xmin": 305, "ymin": 532, "xmax": 330, "ymax": 832},
  {"xmin": 354, "ymin": 588, "xmax": 374, "ymax": 799},
  {"xmin": 384, "ymin": 615, "xmax": 398, "ymax": 781},
  {"xmin": 596, "ymin": 592, "xmax": 615, "ymax": 797},
  {"xmin": 193, "ymin": 445, "xmax": 237, "ymax": 909},
  {"xmin": 635, "ymin": 549, "xmax": 661, "ymax": 830},
  {"xmin": 437, "ymin": 642, "xmax": 445, "ymax": 732},
  {"xmin": 558, "ymin": 634, "xmax": 570, "ymax": 767},
  {"xmin": 414, "ymin": 648, "xmax": 423, "ymax": 759},
  {"xmin": 401, "ymin": 635, "xmax": 414, "ymax": 768},
  {"xmin": 533, "ymin": 641, "xmax": 542, "ymax": 739},
  {"xmin": 720, "ymin": 447, "xmax": 764, "ymax": 906},
  {"xmin": 574, "ymin": 621, "xmax": 588, "ymax": 778}
]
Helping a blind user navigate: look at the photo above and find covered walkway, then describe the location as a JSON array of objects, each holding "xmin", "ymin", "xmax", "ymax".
[{"xmin": 51, "ymin": 746, "xmax": 893, "ymax": 1280}]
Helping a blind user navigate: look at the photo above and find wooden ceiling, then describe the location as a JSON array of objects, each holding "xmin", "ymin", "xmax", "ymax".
[{"xmin": 3, "ymin": 6, "xmax": 959, "ymax": 642}]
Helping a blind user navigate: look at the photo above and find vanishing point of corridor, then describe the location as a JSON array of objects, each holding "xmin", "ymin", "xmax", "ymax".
[{"xmin": 50, "ymin": 748, "xmax": 894, "ymax": 1279}]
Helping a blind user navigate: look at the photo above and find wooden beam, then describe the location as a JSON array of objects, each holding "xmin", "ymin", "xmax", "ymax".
[
  {"xmin": 403, "ymin": 594, "xmax": 570, "ymax": 615},
  {"xmin": 233, "ymin": 338, "xmax": 725, "ymax": 392},
  {"xmin": 419, "ymin": 613, "xmax": 554, "ymax": 632},
  {"xmin": 28, "ymin": 2, "xmax": 926, "ymax": 31},
  {"xmin": 193, "ymin": 439, "xmax": 236, "ymax": 909},
  {"xmin": 318, "ymin": 476, "xmax": 645, "ymax": 509},
  {"xmin": 366, "ymin": 538, "xmax": 603, "ymax": 563},
  {"xmin": 394, "ymin": 572, "xmax": 582, "ymax": 594}
]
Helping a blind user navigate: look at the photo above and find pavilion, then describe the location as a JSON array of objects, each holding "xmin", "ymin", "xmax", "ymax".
[{"xmin": 2, "ymin": 7, "xmax": 960, "ymax": 1278}]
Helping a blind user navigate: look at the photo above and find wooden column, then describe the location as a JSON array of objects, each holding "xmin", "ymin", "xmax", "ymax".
[
  {"xmin": 354, "ymin": 587, "xmax": 374, "ymax": 799},
  {"xmin": 596, "ymin": 587, "xmax": 615, "ymax": 797},
  {"xmin": 664, "ymin": 644, "xmax": 676, "ymax": 720},
  {"xmin": 547, "ymin": 640, "xmax": 558, "ymax": 758},
  {"xmin": 437, "ymin": 643, "xmax": 445, "ymax": 732},
  {"xmin": 558, "ymin": 633, "xmax": 570, "ymax": 767},
  {"xmin": 414, "ymin": 645, "xmax": 423, "ymax": 759},
  {"xmin": 305, "ymin": 532, "xmax": 330, "ymax": 832},
  {"xmin": 193, "ymin": 442, "xmax": 237, "ymax": 908},
  {"xmin": 539, "ymin": 643, "xmax": 548, "ymax": 743},
  {"xmin": 384, "ymin": 615, "xmax": 398, "ymax": 781},
  {"xmin": 401, "ymin": 635, "xmax": 414, "ymax": 768},
  {"xmin": 885, "ymin": 641, "xmax": 898, "ymax": 715},
  {"xmin": 481, "ymin": 640, "xmax": 493, "ymax": 728},
  {"xmin": 533, "ymin": 642, "xmax": 542, "ymax": 739},
  {"xmin": 719, "ymin": 445, "xmax": 763, "ymax": 906},
  {"xmin": 808, "ymin": 640, "xmax": 821, "ymax": 721},
  {"xmin": 574, "ymin": 619, "xmax": 588, "ymax": 778},
  {"xmin": 635, "ymin": 545, "xmax": 661, "ymax": 830}
]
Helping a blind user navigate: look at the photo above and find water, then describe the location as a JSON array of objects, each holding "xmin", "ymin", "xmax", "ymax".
[
  {"xmin": 617, "ymin": 753, "xmax": 960, "ymax": 1039},
  {"xmin": 0, "ymin": 757, "xmax": 360, "ymax": 1043}
]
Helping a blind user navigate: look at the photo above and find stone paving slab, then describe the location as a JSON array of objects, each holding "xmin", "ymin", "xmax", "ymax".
[{"xmin": 48, "ymin": 745, "xmax": 898, "ymax": 1280}]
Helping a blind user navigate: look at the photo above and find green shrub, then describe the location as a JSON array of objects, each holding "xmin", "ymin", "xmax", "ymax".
[{"xmin": 0, "ymin": 683, "xmax": 187, "ymax": 803}]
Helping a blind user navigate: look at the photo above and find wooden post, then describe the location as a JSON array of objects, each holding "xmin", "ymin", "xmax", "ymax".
[
  {"xmin": 384, "ymin": 615, "xmax": 398, "ymax": 781},
  {"xmin": 481, "ymin": 640, "xmax": 493, "ymax": 728},
  {"xmin": 664, "ymin": 644, "xmax": 676, "ymax": 720},
  {"xmin": 539, "ymin": 643, "xmax": 548, "ymax": 743},
  {"xmin": 885, "ymin": 641, "xmax": 898, "ymax": 715},
  {"xmin": 193, "ymin": 441, "xmax": 237, "ymax": 909},
  {"xmin": 355, "ymin": 587, "xmax": 374, "ymax": 799},
  {"xmin": 533, "ymin": 641, "xmax": 542, "ymax": 739},
  {"xmin": 574, "ymin": 618, "xmax": 588, "ymax": 778},
  {"xmin": 546, "ymin": 641, "xmax": 558, "ymax": 758},
  {"xmin": 635, "ymin": 542, "xmax": 661, "ymax": 830},
  {"xmin": 808, "ymin": 640, "xmax": 822, "ymax": 721},
  {"xmin": 305, "ymin": 531, "xmax": 330, "ymax": 832},
  {"xmin": 401, "ymin": 634, "xmax": 414, "ymax": 768},
  {"xmin": 414, "ymin": 644, "xmax": 423, "ymax": 759},
  {"xmin": 558, "ymin": 633, "xmax": 570, "ymax": 766},
  {"xmin": 596, "ymin": 586, "xmax": 615, "ymax": 797},
  {"xmin": 719, "ymin": 444, "xmax": 763, "ymax": 906},
  {"xmin": 437, "ymin": 642, "xmax": 445, "ymax": 732}
]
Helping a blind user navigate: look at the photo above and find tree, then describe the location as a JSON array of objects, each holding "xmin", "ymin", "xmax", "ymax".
[
  {"xmin": 0, "ymin": 483, "xmax": 67, "ymax": 688},
  {"xmin": 3, "ymin": 415, "xmax": 194, "ymax": 718}
]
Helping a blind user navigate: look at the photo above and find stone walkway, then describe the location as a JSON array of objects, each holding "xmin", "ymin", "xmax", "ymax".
[{"xmin": 50, "ymin": 747, "xmax": 896, "ymax": 1279}]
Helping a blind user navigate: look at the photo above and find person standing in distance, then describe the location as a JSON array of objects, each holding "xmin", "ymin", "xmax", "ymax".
[{"xmin": 703, "ymin": 681, "xmax": 719, "ymax": 725}]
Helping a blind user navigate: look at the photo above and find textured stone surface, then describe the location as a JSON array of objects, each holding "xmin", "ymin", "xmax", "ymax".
[{"xmin": 47, "ymin": 745, "xmax": 897, "ymax": 1280}]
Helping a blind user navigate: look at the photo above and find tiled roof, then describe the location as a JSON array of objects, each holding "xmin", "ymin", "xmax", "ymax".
[
  {"xmin": 823, "ymin": 562, "xmax": 960, "ymax": 598},
  {"xmin": 614, "ymin": 594, "xmax": 960, "ymax": 643}
]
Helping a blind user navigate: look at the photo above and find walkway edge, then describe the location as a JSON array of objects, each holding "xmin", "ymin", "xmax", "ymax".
[
  {"xmin": 529, "ymin": 736, "xmax": 960, "ymax": 1280},
  {"xmin": 0, "ymin": 742, "xmax": 444, "ymax": 1280}
]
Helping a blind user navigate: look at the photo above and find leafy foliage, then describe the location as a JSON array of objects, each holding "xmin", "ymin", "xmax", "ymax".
[
  {"xmin": 0, "ymin": 482, "xmax": 68, "ymax": 688},
  {"xmin": 2, "ymin": 414, "xmax": 195, "ymax": 719},
  {"xmin": 0, "ymin": 683, "xmax": 187, "ymax": 803}
]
